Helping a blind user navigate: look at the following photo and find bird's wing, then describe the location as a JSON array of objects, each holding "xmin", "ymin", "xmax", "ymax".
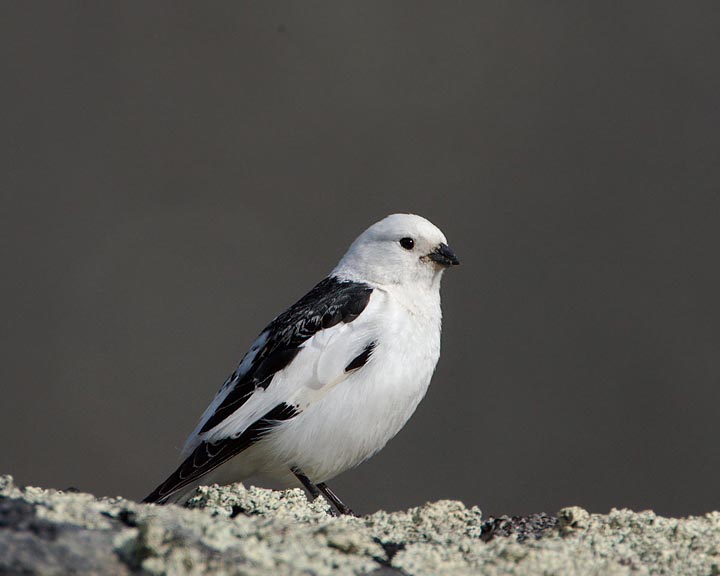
[{"xmin": 143, "ymin": 276, "xmax": 378, "ymax": 504}]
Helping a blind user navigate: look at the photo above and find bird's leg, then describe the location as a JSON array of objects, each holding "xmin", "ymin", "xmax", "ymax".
[
  {"xmin": 291, "ymin": 468, "xmax": 356, "ymax": 516},
  {"xmin": 316, "ymin": 482, "xmax": 357, "ymax": 517},
  {"xmin": 291, "ymin": 466, "xmax": 325, "ymax": 503}
]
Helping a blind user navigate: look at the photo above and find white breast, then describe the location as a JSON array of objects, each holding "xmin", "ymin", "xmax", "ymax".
[{"xmin": 258, "ymin": 285, "xmax": 443, "ymax": 483}]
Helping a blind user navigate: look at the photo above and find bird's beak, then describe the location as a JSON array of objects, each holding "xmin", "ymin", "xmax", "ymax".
[{"xmin": 428, "ymin": 243, "xmax": 460, "ymax": 267}]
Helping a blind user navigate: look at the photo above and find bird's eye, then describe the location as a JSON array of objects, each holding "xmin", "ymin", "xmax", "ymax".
[{"xmin": 399, "ymin": 237, "xmax": 415, "ymax": 250}]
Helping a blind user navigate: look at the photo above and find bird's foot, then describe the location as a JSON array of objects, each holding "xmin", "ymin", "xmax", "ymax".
[
  {"xmin": 317, "ymin": 482, "xmax": 358, "ymax": 517},
  {"xmin": 291, "ymin": 467, "xmax": 358, "ymax": 516}
]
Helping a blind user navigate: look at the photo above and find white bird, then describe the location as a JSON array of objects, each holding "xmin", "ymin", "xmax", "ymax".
[{"xmin": 143, "ymin": 213, "xmax": 459, "ymax": 514}]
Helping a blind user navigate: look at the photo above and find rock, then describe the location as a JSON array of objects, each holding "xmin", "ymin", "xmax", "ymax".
[{"xmin": 1, "ymin": 474, "xmax": 719, "ymax": 575}]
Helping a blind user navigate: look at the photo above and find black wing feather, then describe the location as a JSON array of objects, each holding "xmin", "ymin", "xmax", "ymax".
[
  {"xmin": 345, "ymin": 341, "xmax": 377, "ymax": 372},
  {"xmin": 143, "ymin": 403, "xmax": 299, "ymax": 503},
  {"xmin": 199, "ymin": 276, "xmax": 373, "ymax": 433}
]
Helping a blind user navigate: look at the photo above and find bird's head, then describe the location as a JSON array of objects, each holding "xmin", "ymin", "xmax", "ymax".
[{"xmin": 333, "ymin": 213, "xmax": 459, "ymax": 287}]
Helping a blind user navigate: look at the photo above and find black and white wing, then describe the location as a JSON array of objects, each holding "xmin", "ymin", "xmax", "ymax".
[{"xmin": 143, "ymin": 276, "xmax": 376, "ymax": 503}]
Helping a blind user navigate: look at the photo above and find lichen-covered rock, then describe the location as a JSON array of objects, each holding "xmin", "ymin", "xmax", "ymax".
[{"xmin": 1, "ymin": 474, "xmax": 719, "ymax": 575}]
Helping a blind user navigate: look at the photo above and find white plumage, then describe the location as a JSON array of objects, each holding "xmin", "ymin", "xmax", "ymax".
[{"xmin": 144, "ymin": 213, "xmax": 459, "ymax": 513}]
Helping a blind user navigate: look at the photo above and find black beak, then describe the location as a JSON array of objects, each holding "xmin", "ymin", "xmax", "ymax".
[{"xmin": 428, "ymin": 243, "xmax": 460, "ymax": 267}]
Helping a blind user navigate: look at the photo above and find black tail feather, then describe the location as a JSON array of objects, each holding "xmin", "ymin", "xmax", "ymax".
[{"xmin": 142, "ymin": 403, "xmax": 299, "ymax": 504}]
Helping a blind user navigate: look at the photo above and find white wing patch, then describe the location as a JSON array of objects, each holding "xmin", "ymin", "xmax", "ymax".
[
  {"xmin": 235, "ymin": 331, "xmax": 269, "ymax": 382},
  {"xmin": 187, "ymin": 291, "xmax": 384, "ymax": 449}
]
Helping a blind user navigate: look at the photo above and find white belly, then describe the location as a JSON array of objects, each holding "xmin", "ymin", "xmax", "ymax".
[{"xmin": 261, "ymin": 296, "xmax": 440, "ymax": 483}]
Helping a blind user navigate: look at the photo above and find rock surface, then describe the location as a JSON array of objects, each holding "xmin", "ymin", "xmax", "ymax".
[{"xmin": 1, "ymin": 475, "xmax": 719, "ymax": 575}]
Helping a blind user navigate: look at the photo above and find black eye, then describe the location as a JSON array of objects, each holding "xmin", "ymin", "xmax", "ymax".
[{"xmin": 399, "ymin": 237, "xmax": 415, "ymax": 250}]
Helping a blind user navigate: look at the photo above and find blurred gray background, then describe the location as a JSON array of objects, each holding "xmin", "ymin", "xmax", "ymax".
[{"xmin": 2, "ymin": 2, "xmax": 720, "ymax": 517}]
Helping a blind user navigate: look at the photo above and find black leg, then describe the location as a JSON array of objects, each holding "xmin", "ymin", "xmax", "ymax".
[
  {"xmin": 291, "ymin": 466, "xmax": 321, "ymax": 501},
  {"xmin": 317, "ymin": 482, "xmax": 357, "ymax": 517},
  {"xmin": 292, "ymin": 467, "xmax": 342, "ymax": 516},
  {"xmin": 291, "ymin": 468, "xmax": 356, "ymax": 516}
]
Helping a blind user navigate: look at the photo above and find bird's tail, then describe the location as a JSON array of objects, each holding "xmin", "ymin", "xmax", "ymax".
[{"xmin": 142, "ymin": 485, "xmax": 172, "ymax": 505}]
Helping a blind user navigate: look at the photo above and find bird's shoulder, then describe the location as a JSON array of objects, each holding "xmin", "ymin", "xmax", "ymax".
[{"xmin": 265, "ymin": 275, "xmax": 375, "ymax": 347}]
